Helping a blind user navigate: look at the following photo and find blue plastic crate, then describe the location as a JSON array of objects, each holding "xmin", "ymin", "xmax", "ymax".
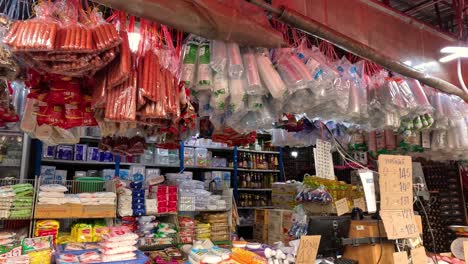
[{"xmin": 55, "ymin": 249, "xmax": 148, "ymax": 264}]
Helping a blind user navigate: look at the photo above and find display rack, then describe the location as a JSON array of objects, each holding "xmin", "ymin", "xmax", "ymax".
[
  {"xmin": 0, "ymin": 178, "xmax": 36, "ymax": 236},
  {"xmin": 0, "ymin": 129, "xmax": 31, "ymax": 180},
  {"xmin": 34, "ymin": 139, "xmax": 284, "ymax": 208}
]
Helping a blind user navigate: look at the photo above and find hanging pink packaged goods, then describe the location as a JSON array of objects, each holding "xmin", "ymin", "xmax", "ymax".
[
  {"xmin": 107, "ymin": 31, "xmax": 131, "ymax": 89},
  {"xmin": 227, "ymin": 42, "xmax": 243, "ymax": 78},
  {"xmin": 241, "ymin": 47, "xmax": 263, "ymax": 95}
]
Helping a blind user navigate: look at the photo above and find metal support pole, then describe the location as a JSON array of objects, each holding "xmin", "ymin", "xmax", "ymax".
[
  {"xmin": 179, "ymin": 141, "xmax": 185, "ymax": 172},
  {"xmin": 34, "ymin": 139, "xmax": 42, "ymax": 178},
  {"xmin": 233, "ymin": 146, "xmax": 239, "ymax": 202},
  {"xmin": 279, "ymin": 147, "xmax": 284, "ymax": 182},
  {"xmin": 115, "ymin": 155, "xmax": 121, "ymax": 178}
]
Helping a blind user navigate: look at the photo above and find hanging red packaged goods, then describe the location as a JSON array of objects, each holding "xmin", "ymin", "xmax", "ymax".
[
  {"xmin": 4, "ymin": 1, "xmax": 58, "ymax": 51},
  {"xmin": 91, "ymin": 72, "xmax": 107, "ymax": 109},
  {"xmin": 3, "ymin": 2, "xmax": 120, "ymax": 77},
  {"xmin": 105, "ymin": 68, "xmax": 137, "ymax": 121},
  {"xmin": 107, "ymin": 31, "xmax": 131, "ymax": 88}
]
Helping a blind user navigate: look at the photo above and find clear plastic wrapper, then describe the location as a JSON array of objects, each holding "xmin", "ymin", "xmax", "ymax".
[
  {"xmin": 227, "ymin": 42, "xmax": 243, "ymax": 78},
  {"xmin": 406, "ymin": 78, "xmax": 433, "ymax": 114},
  {"xmin": 276, "ymin": 48, "xmax": 313, "ymax": 91},
  {"xmin": 210, "ymin": 40, "xmax": 227, "ymax": 73},
  {"xmin": 195, "ymin": 40, "xmax": 212, "ymax": 90},
  {"xmin": 4, "ymin": 2, "xmax": 57, "ymax": 51},
  {"xmin": 255, "ymin": 48, "xmax": 287, "ymax": 100},
  {"xmin": 107, "ymin": 31, "xmax": 131, "ymax": 89},
  {"xmin": 210, "ymin": 70, "xmax": 229, "ymax": 113},
  {"xmin": 180, "ymin": 37, "xmax": 199, "ymax": 87},
  {"xmin": 241, "ymin": 47, "xmax": 265, "ymax": 95},
  {"xmin": 105, "ymin": 68, "xmax": 137, "ymax": 121}
]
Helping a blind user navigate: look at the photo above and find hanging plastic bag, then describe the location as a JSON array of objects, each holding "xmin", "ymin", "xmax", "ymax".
[
  {"xmin": 210, "ymin": 40, "xmax": 227, "ymax": 73},
  {"xmin": 210, "ymin": 70, "xmax": 229, "ymax": 113},
  {"xmin": 241, "ymin": 47, "xmax": 265, "ymax": 95},
  {"xmin": 195, "ymin": 40, "xmax": 212, "ymax": 90},
  {"xmin": 227, "ymin": 42, "xmax": 243, "ymax": 78},
  {"xmin": 180, "ymin": 37, "xmax": 199, "ymax": 87},
  {"xmin": 255, "ymin": 48, "xmax": 287, "ymax": 100}
]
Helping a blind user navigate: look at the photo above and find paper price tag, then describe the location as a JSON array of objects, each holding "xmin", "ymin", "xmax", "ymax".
[
  {"xmin": 392, "ymin": 251, "xmax": 409, "ymax": 264},
  {"xmin": 296, "ymin": 236, "xmax": 321, "ymax": 264},
  {"xmin": 335, "ymin": 198, "xmax": 349, "ymax": 216},
  {"xmin": 380, "ymin": 210, "xmax": 418, "ymax": 239},
  {"xmin": 353, "ymin": 197, "xmax": 366, "ymax": 211},
  {"xmin": 410, "ymin": 247, "xmax": 427, "ymax": 264},
  {"xmin": 378, "ymin": 155, "xmax": 413, "ymax": 211},
  {"xmin": 463, "ymin": 241, "xmax": 468, "ymax": 262}
]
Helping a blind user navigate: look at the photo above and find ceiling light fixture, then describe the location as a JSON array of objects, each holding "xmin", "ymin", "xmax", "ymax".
[{"xmin": 439, "ymin": 46, "xmax": 468, "ymax": 63}]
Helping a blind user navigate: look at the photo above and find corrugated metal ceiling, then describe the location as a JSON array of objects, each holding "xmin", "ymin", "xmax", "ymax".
[{"xmin": 385, "ymin": 0, "xmax": 464, "ymax": 36}]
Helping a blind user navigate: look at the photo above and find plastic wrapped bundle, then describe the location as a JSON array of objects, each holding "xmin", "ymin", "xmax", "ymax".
[
  {"xmin": 225, "ymin": 77, "xmax": 248, "ymax": 126},
  {"xmin": 241, "ymin": 47, "xmax": 265, "ymax": 95},
  {"xmin": 275, "ymin": 49, "xmax": 313, "ymax": 92},
  {"xmin": 255, "ymin": 48, "xmax": 287, "ymax": 100},
  {"xmin": 210, "ymin": 40, "xmax": 227, "ymax": 73},
  {"xmin": 195, "ymin": 40, "xmax": 212, "ymax": 90},
  {"xmin": 210, "ymin": 70, "xmax": 229, "ymax": 113},
  {"xmin": 407, "ymin": 79, "xmax": 433, "ymax": 114},
  {"xmin": 395, "ymin": 78, "xmax": 417, "ymax": 116},
  {"xmin": 227, "ymin": 42, "xmax": 243, "ymax": 78},
  {"xmin": 197, "ymin": 91, "xmax": 212, "ymax": 117},
  {"xmin": 347, "ymin": 65, "xmax": 368, "ymax": 121},
  {"xmin": 180, "ymin": 38, "xmax": 199, "ymax": 87}
]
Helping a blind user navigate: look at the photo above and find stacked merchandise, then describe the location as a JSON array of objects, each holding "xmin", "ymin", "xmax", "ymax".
[
  {"xmin": 9, "ymin": 184, "xmax": 33, "ymax": 219},
  {"xmin": 138, "ymin": 219, "xmax": 178, "ymax": 248},
  {"xmin": 195, "ymin": 223, "xmax": 210, "ymax": 241},
  {"xmin": 21, "ymin": 236, "xmax": 53, "ymax": 264},
  {"xmin": 117, "ymin": 184, "xmax": 132, "ymax": 217},
  {"xmin": 99, "ymin": 226, "xmax": 139, "ymax": 262},
  {"xmin": 148, "ymin": 185, "xmax": 178, "ymax": 214},
  {"xmin": 146, "ymin": 247, "xmax": 183, "ymax": 263},
  {"xmin": 34, "ymin": 220, "xmax": 59, "ymax": 245},
  {"xmin": 199, "ymin": 212, "xmax": 230, "ymax": 242},
  {"xmin": 0, "ymin": 183, "xmax": 34, "ymax": 219},
  {"xmin": 70, "ymin": 220, "xmax": 109, "ymax": 243},
  {"xmin": 76, "ymin": 192, "xmax": 116, "ymax": 205},
  {"xmin": 131, "ymin": 181, "xmax": 146, "ymax": 216},
  {"xmin": 177, "ymin": 180, "xmax": 227, "ymax": 211},
  {"xmin": 187, "ymin": 240, "xmax": 231, "ymax": 264},
  {"xmin": 0, "ymin": 231, "xmax": 27, "ymax": 263},
  {"xmin": 178, "ymin": 217, "xmax": 195, "ymax": 244},
  {"xmin": 37, "ymin": 184, "xmax": 67, "ymax": 205}
]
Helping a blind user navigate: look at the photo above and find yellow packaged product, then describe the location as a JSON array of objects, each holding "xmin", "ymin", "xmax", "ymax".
[{"xmin": 73, "ymin": 223, "xmax": 93, "ymax": 243}]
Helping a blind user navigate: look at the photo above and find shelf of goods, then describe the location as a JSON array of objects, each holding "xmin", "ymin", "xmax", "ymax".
[
  {"xmin": 34, "ymin": 177, "xmax": 117, "ymax": 219},
  {"xmin": 37, "ymin": 139, "xmax": 284, "ymax": 212},
  {"xmin": 0, "ymin": 129, "xmax": 30, "ymax": 180}
]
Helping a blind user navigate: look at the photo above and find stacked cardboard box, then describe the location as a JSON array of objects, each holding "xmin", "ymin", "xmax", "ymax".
[
  {"xmin": 272, "ymin": 183, "xmax": 300, "ymax": 209},
  {"xmin": 267, "ymin": 209, "xmax": 293, "ymax": 245},
  {"xmin": 253, "ymin": 209, "xmax": 268, "ymax": 243}
]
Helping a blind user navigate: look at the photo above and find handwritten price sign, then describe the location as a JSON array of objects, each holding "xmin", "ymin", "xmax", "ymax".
[
  {"xmin": 380, "ymin": 209, "xmax": 418, "ymax": 239},
  {"xmin": 378, "ymin": 155, "xmax": 413, "ymax": 211},
  {"xmin": 296, "ymin": 236, "xmax": 321, "ymax": 264}
]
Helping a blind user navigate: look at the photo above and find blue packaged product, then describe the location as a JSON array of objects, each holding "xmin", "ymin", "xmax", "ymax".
[
  {"xmin": 132, "ymin": 190, "xmax": 145, "ymax": 198},
  {"xmin": 56, "ymin": 145, "xmax": 73, "ymax": 160},
  {"xmin": 132, "ymin": 203, "xmax": 145, "ymax": 210},
  {"xmin": 87, "ymin": 147, "xmax": 99, "ymax": 161},
  {"xmin": 132, "ymin": 198, "xmax": 145, "ymax": 204},
  {"xmin": 133, "ymin": 208, "xmax": 146, "ymax": 216},
  {"xmin": 119, "ymin": 169, "xmax": 130, "ymax": 180},
  {"xmin": 42, "ymin": 145, "xmax": 56, "ymax": 159},
  {"xmin": 130, "ymin": 182, "xmax": 143, "ymax": 189},
  {"xmin": 99, "ymin": 151, "xmax": 113, "ymax": 162},
  {"xmin": 74, "ymin": 144, "xmax": 87, "ymax": 161}
]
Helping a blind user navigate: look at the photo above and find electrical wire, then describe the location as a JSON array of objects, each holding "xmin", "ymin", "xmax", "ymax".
[
  {"xmin": 376, "ymin": 219, "xmax": 383, "ymax": 264},
  {"xmin": 416, "ymin": 195, "xmax": 438, "ymax": 263}
]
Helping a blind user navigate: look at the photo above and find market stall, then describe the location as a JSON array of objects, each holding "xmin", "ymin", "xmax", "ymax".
[{"xmin": 0, "ymin": 0, "xmax": 466, "ymax": 263}]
